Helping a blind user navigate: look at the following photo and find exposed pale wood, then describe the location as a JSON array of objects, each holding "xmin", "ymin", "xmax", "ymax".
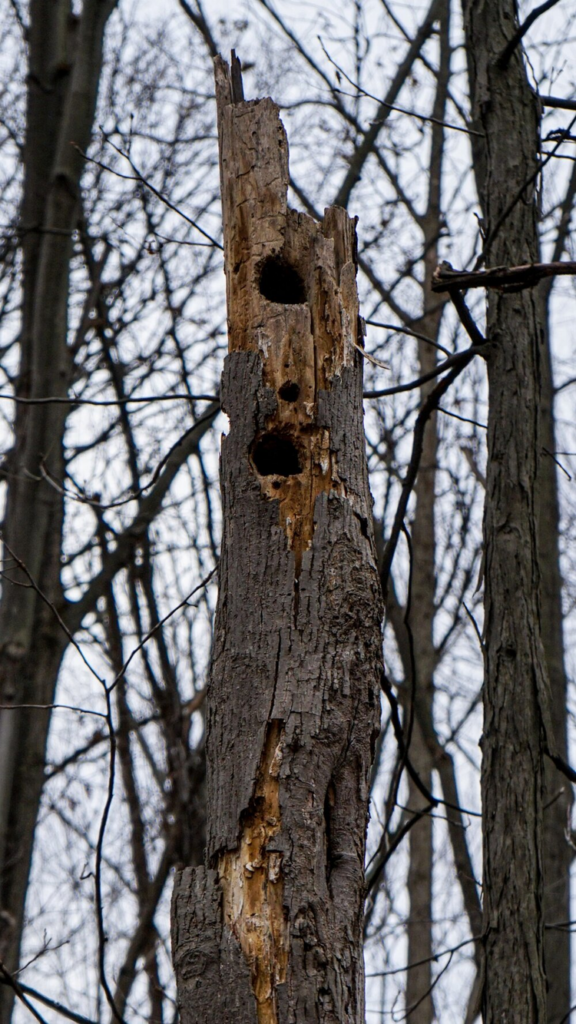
[{"xmin": 172, "ymin": 56, "xmax": 384, "ymax": 1024}]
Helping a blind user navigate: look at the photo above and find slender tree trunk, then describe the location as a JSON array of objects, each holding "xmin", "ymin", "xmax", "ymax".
[
  {"xmin": 537, "ymin": 301, "xmax": 572, "ymax": 1024},
  {"xmin": 171, "ymin": 56, "xmax": 384, "ymax": 1024},
  {"xmin": 0, "ymin": 2, "xmax": 117, "ymax": 1011},
  {"xmin": 405, "ymin": 726, "xmax": 434, "ymax": 1023},
  {"xmin": 534, "ymin": 163, "xmax": 576, "ymax": 1024},
  {"xmin": 463, "ymin": 0, "xmax": 549, "ymax": 1019},
  {"xmin": 403, "ymin": 9, "xmax": 450, "ymax": 1017}
]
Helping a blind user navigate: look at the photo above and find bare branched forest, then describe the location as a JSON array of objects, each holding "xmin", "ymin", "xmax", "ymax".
[{"xmin": 0, "ymin": 1, "xmax": 575, "ymax": 1022}]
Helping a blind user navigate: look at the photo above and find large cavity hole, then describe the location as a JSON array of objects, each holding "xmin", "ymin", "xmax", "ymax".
[
  {"xmin": 259, "ymin": 257, "xmax": 306, "ymax": 305},
  {"xmin": 278, "ymin": 381, "xmax": 300, "ymax": 403},
  {"xmin": 252, "ymin": 432, "xmax": 302, "ymax": 477}
]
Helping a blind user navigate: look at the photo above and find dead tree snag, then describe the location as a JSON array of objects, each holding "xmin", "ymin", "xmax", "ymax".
[{"xmin": 171, "ymin": 56, "xmax": 384, "ymax": 1024}]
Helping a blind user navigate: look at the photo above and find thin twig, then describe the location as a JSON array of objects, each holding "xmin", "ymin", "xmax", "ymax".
[
  {"xmin": 379, "ymin": 671, "xmax": 481, "ymax": 818},
  {"xmin": 496, "ymin": 0, "xmax": 565, "ymax": 69},
  {"xmin": 365, "ymin": 318, "xmax": 451, "ymax": 356},
  {"xmin": 542, "ymin": 446, "xmax": 572, "ymax": 480},
  {"xmin": 449, "ymin": 290, "xmax": 485, "ymax": 346},
  {"xmin": 379, "ymin": 358, "xmax": 478, "ymax": 586},
  {"xmin": 438, "ymin": 406, "xmax": 487, "ymax": 429},
  {"xmin": 475, "ymin": 114, "xmax": 576, "ymax": 268},
  {"xmin": 354, "ymin": 341, "xmax": 390, "ymax": 370},
  {"xmin": 364, "ymin": 343, "xmax": 483, "ymax": 399},
  {"xmin": 1, "ymin": 542, "xmax": 105, "ymax": 685},
  {"xmin": 0, "ymin": 392, "xmax": 218, "ymax": 407},
  {"xmin": 177, "ymin": 0, "xmax": 218, "ymax": 57},
  {"xmin": 0, "ymin": 963, "xmax": 50, "ymax": 1024},
  {"xmin": 0, "ymin": 702, "xmax": 107, "ymax": 718},
  {"xmin": 38, "ymin": 404, "xmax": 219, "ymax": 511},
  {"xmin": 74, "ymin": 140, "xmax": 223, "ymax": 250},
  {"xmin": 320, "ymin": 39, "xmax": 483, "ymax": 138},
  {"xmin": 364, "ymin": 803, "xmax": 433, "ymax": 892},
  {"xmin": 7, "ymin": 0, "xmax": 28, "ymax": 37},
  {"xmin": 463, "ymin": 602, "xmax": 484, "ymax": 650},
  {"xmin": 109, "ymin": 566, "xmax": 218, "ymax": 693},
  {"xmin": 366, "ymin": 934, "xmax": 481, "ymax": 977},
  {"xmin": 0, "ymin": 969, "xmax": 97, "ymax": 1024}
]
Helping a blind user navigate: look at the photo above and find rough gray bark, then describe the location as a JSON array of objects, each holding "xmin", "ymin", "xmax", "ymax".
[
  {"xmin": 171, "ymin": 56, "xmax": 384, "ymax": 1024},
  {"xmin": 537, "ymin": 298, "xmax": 572, "ymax": 1024},
  {"xmin": 0, "ymin": 1, "xmax": 117, "ymax": 1010},
  {"xmin": 463, "ymin": 0, "xmax": 549, "ymax": 1019},
  {"xmin": 533, "ymin": 161, "xmax": 576, "ymax": 1023}
]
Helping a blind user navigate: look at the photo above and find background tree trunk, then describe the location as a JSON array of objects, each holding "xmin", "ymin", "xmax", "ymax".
[
  {"xmin": 536, "ymin": 297, "xmax": 572, "ymax": 1024},
  {"xmin": 463, "ymin": 2, "xmax": 574, "ymax": 1018},
  {"xmin": 404, "ymin": 7, "xmax": 449, "ymax": 1018},
  {"xmin": 171, "ymin": 56, "xmax": 384, "ymax": 1024},
  {"xmin": 463, "ymin": 0, "xmax": 549, "ymax": 1018},
  {"xmin": 0, "ymin": 1, "xmax": 117, "ymax": 1012},
  {"xmin": 534, "ymin": 160, "xmax": 576, "ymax": 1022}
]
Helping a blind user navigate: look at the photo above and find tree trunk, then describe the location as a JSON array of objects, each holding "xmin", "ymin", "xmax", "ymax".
[
  {"xmin": 534, "ymin": 164, "xmax": 576, "ymax": 1024},
  {"xmin": 404, "ymin": 7, "xmax": 449, "ymax": 1018},
  {"xmin": 537, "ymin": 299, "xmax": 572, "ymax": 1024},
  {"xmin": 405, "ymin": 727, "xmax": 434, "ymax": 1023},
  {"xmin": 171, "ymin": 56, "xmax": 384, "ymax": 1024},
  {"xmin": 0, "ymin": 2, "xmax": 117, "ymax": 1011},
  {"xmin": 463, "ymin": 0, "xmax": 548, "ymax": 1019}
]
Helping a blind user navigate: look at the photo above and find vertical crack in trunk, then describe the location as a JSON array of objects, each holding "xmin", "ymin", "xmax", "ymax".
[{"xmin": 219, "ymin": 722, "xmax": 288, "ymax": 1024}]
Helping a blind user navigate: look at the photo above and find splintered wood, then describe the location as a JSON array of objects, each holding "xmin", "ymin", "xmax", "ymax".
[
  {"xmin": 215, "ymin": 60, "xmax": 359, "ymax": 575},
  {"xmin": 219, "ymin": 722, "xmax": 287, "ymax": 1024},
  {"xmin": 170, "ymin": 55, "xmax": 382, "ymax": 1024}
]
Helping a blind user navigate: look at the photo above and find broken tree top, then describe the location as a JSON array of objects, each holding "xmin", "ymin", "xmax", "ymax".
[{"xmin": 213, "ymin": 52, "xmax": 369, "ymax": 572}]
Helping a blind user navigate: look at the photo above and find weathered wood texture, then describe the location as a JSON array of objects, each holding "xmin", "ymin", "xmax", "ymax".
[
  {"xmin": 171, "ymin": 57, "xmax": 384, "ymax": 1024},
  {"xmin": 463, "ymin": 0, "xmax": 550, "ymax": 1019}
]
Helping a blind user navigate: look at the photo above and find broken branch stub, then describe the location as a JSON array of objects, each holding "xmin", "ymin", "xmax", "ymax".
[{"xmin": 171, "ymin": 56, "xmax": 384, "ymax": 1024}]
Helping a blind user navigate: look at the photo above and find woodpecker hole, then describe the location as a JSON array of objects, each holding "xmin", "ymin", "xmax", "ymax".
[
  {"xmin": 278, "ymin": 381, "xmax": 300, "ymax": 403},
  {"xmin": 252, "ymin": 432, "xmax": 302, "ymax": 477},
  {"xmin": 259, "ymin": 257, "xmax": 306, "ymax": 305}
]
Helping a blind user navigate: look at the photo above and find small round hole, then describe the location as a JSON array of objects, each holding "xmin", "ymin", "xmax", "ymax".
[
  {"xmin": 259, "ymin": 257, "xmax": 306, "ymax": 305},
  {"xmin": 252, "ymin": 432, "xmax": 302, "ymax": 477},
  {"xmin": 278, "ymin": 381, "xmax": 300, "ymax": 403}
]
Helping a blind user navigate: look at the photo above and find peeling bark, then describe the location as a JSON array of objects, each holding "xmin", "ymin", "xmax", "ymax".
[{"xmin": 171, "ymin": 56, "xmax": 384, "ymax": 1024}]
